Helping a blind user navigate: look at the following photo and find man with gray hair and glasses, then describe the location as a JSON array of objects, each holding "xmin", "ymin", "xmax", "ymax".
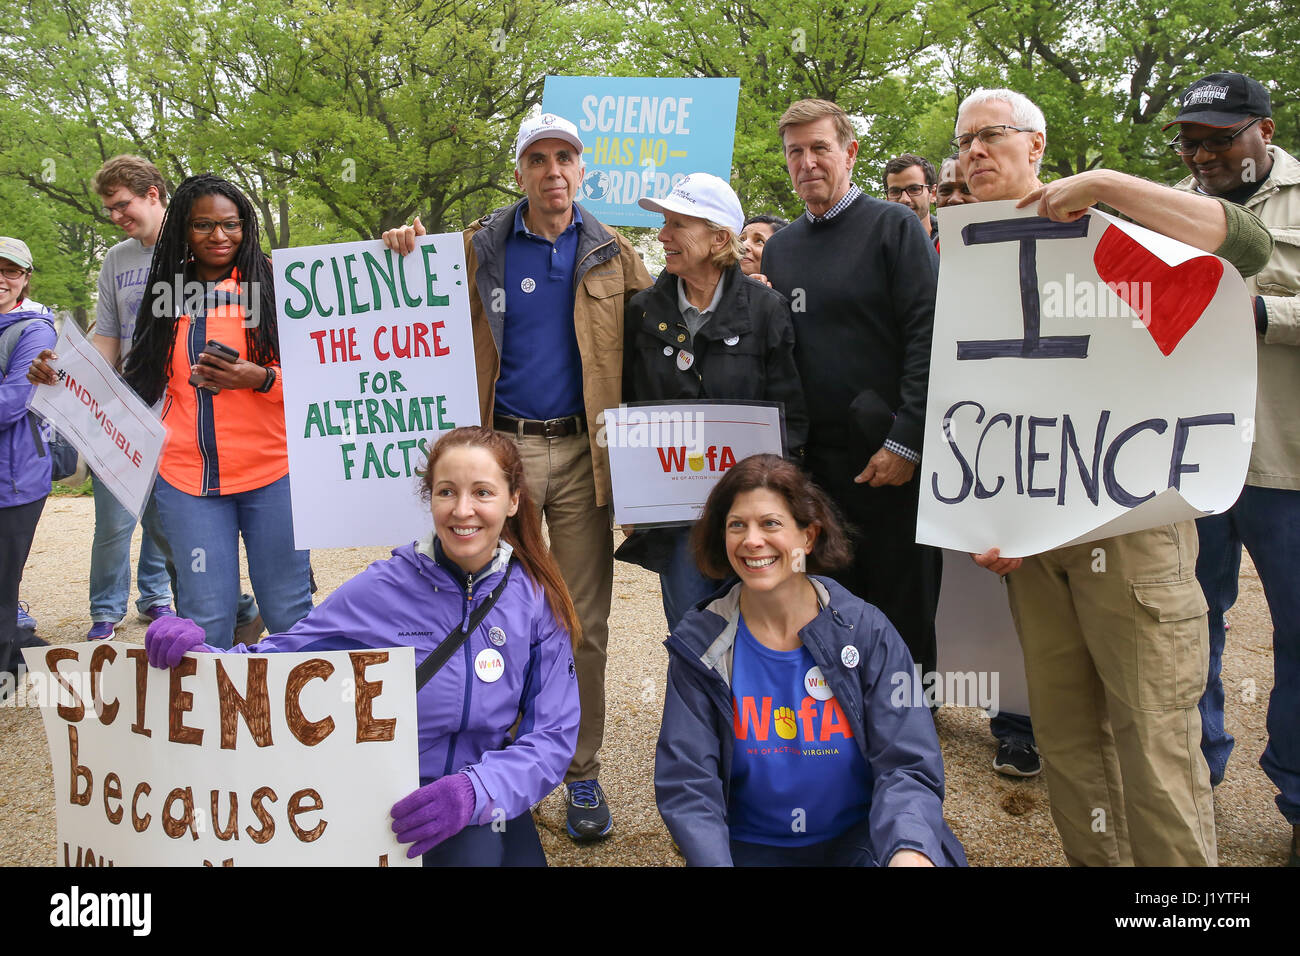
[{"xmin": 958, "ymin": 87, "xmax": 1273, "ymax": 866}]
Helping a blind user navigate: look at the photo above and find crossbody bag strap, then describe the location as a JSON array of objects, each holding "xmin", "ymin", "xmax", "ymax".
[{"xmin": 415, "ymin": 560, "xmax": 515, "ymax": 692}]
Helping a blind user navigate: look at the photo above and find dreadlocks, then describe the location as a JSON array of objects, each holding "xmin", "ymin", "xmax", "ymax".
[{"xmin": 124, "ymin": 174, "xmax": 279, "ymax": 405}]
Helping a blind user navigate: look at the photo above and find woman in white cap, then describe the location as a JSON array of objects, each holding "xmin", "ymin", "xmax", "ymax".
[
  {"xmin": 618, "ymin": 174, "xmax": 808, "ymax": 631},
  {"xmin": 0, "ymin": 238, "xmax": 56, "ymax": 694}
]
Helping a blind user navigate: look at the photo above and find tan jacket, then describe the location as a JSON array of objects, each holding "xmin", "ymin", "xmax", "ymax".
[
  {"xmin": 463, "ymin": 200, "xmax": 653, "ymax": 505},
  {"xmin": 1176, "ymin": 145, "xmax": 1300, "ymax": 489}
]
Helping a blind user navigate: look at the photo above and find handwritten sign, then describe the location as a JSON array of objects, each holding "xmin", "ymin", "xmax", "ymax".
[
  {"xmin": 272, "ymin": 236, "xmax": 478, "ymax": 548},
  {"xmin": 542, "ymin": 76, "xmax": 741, "ymax": 228},
  {"xmin": 21, "ymin": 643, "xmax": 419, "ymax": 867},
  {"xmin": 602, "ymin": 401, "xmax": 785, "ymax": 526},
  {"xmin": 28, "ymin": 320, "xmax": 166, "ymax": 519},
  {"xmin": 917, "ymin": 201, "xmax": 1256, "ymax": 556}
]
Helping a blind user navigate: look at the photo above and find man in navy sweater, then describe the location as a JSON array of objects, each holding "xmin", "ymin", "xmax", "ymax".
[{"xmin": 761, "ymin": 98, "xmax": 941, "ymax": 678}]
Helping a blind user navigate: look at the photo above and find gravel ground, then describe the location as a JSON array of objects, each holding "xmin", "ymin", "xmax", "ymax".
[{"xmin": 1, "ymin": 496, "xmax": 1290, "ymax": 866}]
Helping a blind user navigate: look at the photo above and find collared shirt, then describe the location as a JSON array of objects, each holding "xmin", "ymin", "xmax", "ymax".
[
  {"xmin": 676, "ymin": 272, "xmax": 725, "ymax": 346},
  {"xmin": 806, "ymin": 184, "xmax": 863, "ymax": 224},
  {"xmin": 496, "ymin": 202, "xmax": 585, "ymax": 421}
]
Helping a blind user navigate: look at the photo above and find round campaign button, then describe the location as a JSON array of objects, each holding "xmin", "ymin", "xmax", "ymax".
[
  {"xmin": 663, "ymin": 345, "xmax": 674, "ymax": 356},
  {"xmin": 676, "ymin": 350, "xmax": 695, "ymax": 371},
  {"xmin": 724, "ymin": 335, "xmax": 740, "ymax": 346},
  {"xmin": 488, "ymin": 626, "xmax": 507, "ymax": 647},
  {"xmin": 804, "ymin": 666, "xmax": 833, "ymax": 700},
  {"xmin": 474, "ymin": 648, "xmax": 505, "ymax": 683},
  {"xmin": 520, "ymin": 277, "xmax": 536, "ymax": 293},
  {"xmin": 840, "ymin": 645, "xmax": 860, "ymax": 669}
]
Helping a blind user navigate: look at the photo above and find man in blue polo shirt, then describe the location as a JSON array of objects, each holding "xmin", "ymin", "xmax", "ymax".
[{"xmin": 384, "ymin": 114, "xmax": 653, "ymax": 843}]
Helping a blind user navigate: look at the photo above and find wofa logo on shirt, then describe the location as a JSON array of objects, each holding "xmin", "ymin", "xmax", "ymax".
[
  {"xmin": 656, "ymin": 444, "xmax": 737, "ymax": 473},
  {"xmin": 732, "ymin": 696, "xmax": 854, "ymax": 743}
]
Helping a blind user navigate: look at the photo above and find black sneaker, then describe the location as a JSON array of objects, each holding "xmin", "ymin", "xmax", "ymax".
[
  {"xmin": 566, "ymin": 779, "xmax": 613, "ymax": 843},
  {"xmin": 993, "ymin": 739, "xmax": 1042, "ymax": 777}
]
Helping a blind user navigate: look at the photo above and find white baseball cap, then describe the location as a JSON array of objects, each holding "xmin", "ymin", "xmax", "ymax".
[
  {"xmin": 514, "ymin": 113, "xmax": 584, "ymax": 163},
  {"xmin": 639, "ymin": 173, "xmax": 744, "ymax": 234},
  {"xmin": 0, "ymin": 237, "xmax": 33, "ymax": 271}
]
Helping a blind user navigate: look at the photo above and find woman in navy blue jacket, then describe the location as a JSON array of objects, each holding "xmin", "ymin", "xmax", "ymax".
[{"xmin": 655, "ymin": 454, "xmax": 966, "ymax": 866}]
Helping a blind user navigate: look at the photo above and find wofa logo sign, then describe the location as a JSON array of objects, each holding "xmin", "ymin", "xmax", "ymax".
[
  {"xmin": 656, "ymin": 444, "xmax": 737, "ymax": 473},
  {"xmin": 732, "ymin": 696, "xmax": 854, "ymax": 743}
]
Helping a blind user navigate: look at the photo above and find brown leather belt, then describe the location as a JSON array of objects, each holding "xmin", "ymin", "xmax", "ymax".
[{"xmin": 493, "ymin": 413, "xmax": 587, "ymax": 439}]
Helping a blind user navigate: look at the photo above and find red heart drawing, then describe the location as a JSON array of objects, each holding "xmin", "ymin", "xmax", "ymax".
[{"xmin": 1092, "ymin": 225, "xmax": 1223, "ymax": 356}]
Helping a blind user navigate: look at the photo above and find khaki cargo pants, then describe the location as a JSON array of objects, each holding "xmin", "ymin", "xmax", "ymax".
[
  {"xmin": 1006, "ymin": 521, "xmax": 1217, "ymax": 866},
  {"xmin": 510, "ymin": 430, "xmax": 613, "ymax": 784}
]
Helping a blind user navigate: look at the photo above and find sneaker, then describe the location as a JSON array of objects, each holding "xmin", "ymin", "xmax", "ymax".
[
  {"xmin": 993, "ymin": 739, "xmax": 1042, "ymax": 777},
  {"xmin": 566, "ymin": 779, "xmax": 613, "ymax": 843},
  {"xmin": 16, "ymin": 602, "xmax": 36, "ymax": 632},
  {"xmin": 234, "ymin": 613, "xmax": 266, "ymax": 647},
  {"xmin": 86, "ymin": 621, "xmax": 118, "ymax": 641},
  {"xmin": 139, "ymin": 604, "xmax": 176, "ymax": 624}
]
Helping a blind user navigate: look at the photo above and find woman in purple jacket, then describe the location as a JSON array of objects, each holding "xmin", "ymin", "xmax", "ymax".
[
  {"xmin": 0, "ymin": 237, "xmax": 56, "ymax": 696},
  {"xmin": 146, "ymin": 426, "xmax": 581, "ymax": 865},
  {"xmin": 655, "ymin": 454, "xmax": 966, "ymax": 866}
]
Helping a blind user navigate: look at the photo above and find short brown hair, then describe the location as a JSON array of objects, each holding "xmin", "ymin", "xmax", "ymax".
[
  {"xmin": 778, "ymin": 99, "xmax": 856, "ymax": 150},
  {"xmin": 92, "ymin": 155, "xmax": 168, "ymax": 205},
  {"xmin": 691, "ymin": 454, "xmax": 853, "ymax": 579}
]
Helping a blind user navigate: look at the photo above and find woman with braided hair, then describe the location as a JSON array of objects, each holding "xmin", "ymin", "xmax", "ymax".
[{"xmin": 122, "ymin": 173, "xmax": 312, "ymax": 648}]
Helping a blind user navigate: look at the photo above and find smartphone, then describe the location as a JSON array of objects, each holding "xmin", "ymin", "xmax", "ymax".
[{"xmin": 188, "ymin": 339, "xmax": 240, "ymax": 386}]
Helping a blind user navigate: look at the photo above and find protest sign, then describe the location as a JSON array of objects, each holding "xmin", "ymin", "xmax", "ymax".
[
  {"xmin": 19, "ymin": 642, "xmax": 419, "ymax": 867},
  {"xmin": 601, "ymin": 401, "xmax": 785, "ymax": 526},
  {"xmin": 28, "ymin": 320, "xmax": 165, "ymax": 519},
  {"xmin": 933, "ymin": 550, "xmax": 1029, "ymax": 718},
  {"xmin": 542, "ymin": 76, "xmax": 741, "ymax": 228},
  {"xmin": 272, "ymin": 236, "xmax": 477, "ymax": 549},
  {"xmin": 918, "ymin": 201, "xmax": 1256, "ymax": 556}
]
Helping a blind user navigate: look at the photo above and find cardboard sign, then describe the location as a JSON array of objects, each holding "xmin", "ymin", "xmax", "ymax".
[
  {"xmin": 28, "ymin": 320, "xmax": 165, "ymax": 519},
  {"xmin": 601, "ymin": 401, "xmax": 785, "ymax": 526},
  {"xmin": 542, "ymin": 76, "xmax": 741, "ymax": 228},
  {"xmin": 918, "ymin": 201, "xmax": 1256, "ymax": 557},
  {"xmin": 272, "ymin": 236, "xmax": 478, "ymax": 548},
  {"xmin": 20, "ymin": 642, "xmax": 419, "ymax": 867}
]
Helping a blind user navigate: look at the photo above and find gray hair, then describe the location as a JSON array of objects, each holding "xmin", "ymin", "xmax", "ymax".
[{"xmin": 956, "ymin": 88, "xmax": 1047, "ymax": 173}]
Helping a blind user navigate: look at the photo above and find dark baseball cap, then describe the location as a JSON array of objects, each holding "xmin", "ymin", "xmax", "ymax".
[{"xmin": 1163, "ymin": 72, "xmax": 1272, "ymax": 130}]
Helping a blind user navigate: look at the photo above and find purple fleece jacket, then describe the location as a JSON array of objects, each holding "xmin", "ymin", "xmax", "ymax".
[
  {"xmin": 201, "ymin": 534, "xmax": 580, "ymax": 825},
  {"xmin": 1, "ymin": 308, "xmax": 57, "ymax": 508}
]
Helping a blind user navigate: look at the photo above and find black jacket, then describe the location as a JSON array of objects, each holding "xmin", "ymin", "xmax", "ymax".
[{"xmin": 622, "ymin": 264, "xmax": 808, "ymax": 451}]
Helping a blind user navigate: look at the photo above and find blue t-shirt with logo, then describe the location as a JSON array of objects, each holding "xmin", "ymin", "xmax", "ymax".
[{"xmin": 728, "ymin": 614, "xmax": 871, "ymax": 846}]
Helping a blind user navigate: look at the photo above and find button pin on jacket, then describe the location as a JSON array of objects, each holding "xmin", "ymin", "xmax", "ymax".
[
  {"xmin": 475, "ymin": 648, "xmax": 505, "ymax": 682},
  {"xmin": 676, "ymin": 349, "xmax": 695, "ymax": 371},
  {"xmin": 724, "ymin": 335, "xmax": 740, "ymax": 346},
  {"xmin": 662, "ymin": 345, "xmax": 674, "ymax": 356},
  {"xmin": 520, "ymin": 277, "xmax": 536, "ymax": 293},
  {"xmin": 841, "ymin": 645, "xmax": 860, "ymax": 669},
  {"xmin": 489, "ymin": 626, "xmax": 507, "ymax": 646}
]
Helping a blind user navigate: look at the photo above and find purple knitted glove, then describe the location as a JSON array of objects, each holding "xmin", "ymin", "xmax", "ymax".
[
  {"xmin": 145, "ymin": 616, "xmax": 208, "ymax": 668},
  {"xmin": 391, "ymin": 772, "xmax": 476, "ymax": 858}
]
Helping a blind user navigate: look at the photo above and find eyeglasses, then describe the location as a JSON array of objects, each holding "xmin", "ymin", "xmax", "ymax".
[
  {"xmin": 0, "ymin": 265, "xmax": 31, "ymax": 280},
  {"xmin": 101, "ymin": 197, "xmax": 137, "ymax": 217},
  {"xmin": 1167, "ymin": 117, "xmax": 1262, "ymax": 156},
  {"xmin": 189, "ymin": 219, "xmax": 244, "ymax": 235},
  {"xmin": 950, "ymin": 125, "xmax": 1034, "ymax": 154},
  {"xmin": 886, "ymin": 183, "xmax": 932, "ymax": 199}
]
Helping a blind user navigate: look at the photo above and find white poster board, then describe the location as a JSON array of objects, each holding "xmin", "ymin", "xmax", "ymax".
[
  {"xmin": 601, "ymin": 401, "xmax": 785, "ymax": 526},
  {"xmin": 21, "ymin": 642, "xmax": 419, "ymax": 867},
  {"xmin": 918, "ymin": 201, "xmax": 1256, "ymax": 557},
  {"xmin": 28, "ymin": 320, "xmax": 165, "ymax": 519},
  {"xmin": 272, "ymin": 236, "xmax": 478, "ymax": 549}
]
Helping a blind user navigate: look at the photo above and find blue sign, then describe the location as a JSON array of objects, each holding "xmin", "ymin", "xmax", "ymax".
[{"xmin": 541, "ymin": 76, "xmax": 741, "ymax": 228}]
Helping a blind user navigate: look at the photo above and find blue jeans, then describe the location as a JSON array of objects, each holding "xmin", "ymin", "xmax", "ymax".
[
  {"xmin": 990, "ymin": 711, "xmax": 1035, "ymax": 747},
  {"xmin": 421, "ymin": 813, "xmax": 546, "ymax": 867},
  {"xmin": 89, "ymin": 474, "xmax": 172, "ymax": 622},
  {"xmin": 658, "ymin": 526, "xmax": 724, "ymax": 633},
  {"xmin": 153, "ymin": 475, "xmax": 312, "ymax": 649},
  {"xmin": 1196, "ymin": 486, "xmax": 1300, "ymax": 822}
]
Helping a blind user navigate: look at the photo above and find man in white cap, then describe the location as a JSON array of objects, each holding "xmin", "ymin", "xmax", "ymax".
[{"xmin": 384, "ymin": 113, "xmax": 652, "ymax": 843}]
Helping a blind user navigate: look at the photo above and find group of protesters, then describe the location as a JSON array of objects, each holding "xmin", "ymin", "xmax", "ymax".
[{"xmin": 0, "ymin": 69, "xmax": 1295, "ymax": 868}]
